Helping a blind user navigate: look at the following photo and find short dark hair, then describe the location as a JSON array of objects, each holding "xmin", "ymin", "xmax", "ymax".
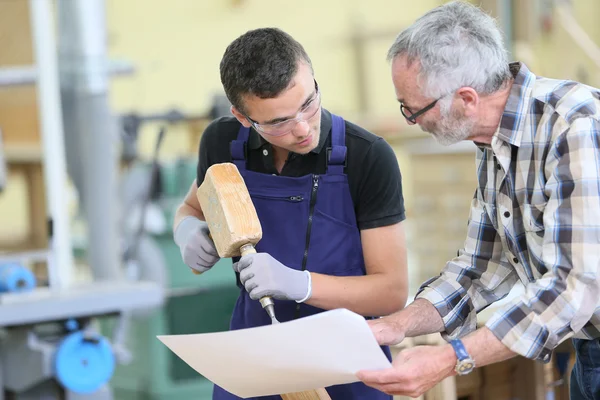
[{"xmin": 219, "ymin": 28, "xmax": 313, "ymax": 114}]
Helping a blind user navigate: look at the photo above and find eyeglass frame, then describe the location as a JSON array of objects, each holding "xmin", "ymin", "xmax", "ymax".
[
  {"xmin": 400, "ymin": 97, "xmax": 440, "ymax": 124},
  {"xmin": 399, "ymin": 88, "xmax": 460, "ymax": 123},
  {"xmin": 241, "ymin": 80, "xmax": 321, "ymax": 137}
]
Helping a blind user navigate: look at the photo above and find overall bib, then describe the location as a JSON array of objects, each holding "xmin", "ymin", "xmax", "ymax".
[{"xmin": 212, "ymin": 114, "xmax": 392, "ymax": 400}]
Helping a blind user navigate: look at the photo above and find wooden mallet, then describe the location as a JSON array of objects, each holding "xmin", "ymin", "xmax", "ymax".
[
  {"xmin": 197, "ymin": 162, "xmax": 331, "ymax": 400},
  {"xmin": 196, "ymin": 162, "xmax": 276, "ymax": 323}
]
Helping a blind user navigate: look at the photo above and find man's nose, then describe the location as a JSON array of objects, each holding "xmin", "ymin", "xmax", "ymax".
[{"xmin": 291, "ymin": 120, "xmax": 310, "ymax": 137}]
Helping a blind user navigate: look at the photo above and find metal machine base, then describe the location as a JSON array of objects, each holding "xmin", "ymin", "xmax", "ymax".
[
  {"xmin": 0, "ymin": 281, "xmax": 162, "ymax": 327},
  {"xmin": 0, "ymin": 281, "xmax": 163, "ymax": 400}
]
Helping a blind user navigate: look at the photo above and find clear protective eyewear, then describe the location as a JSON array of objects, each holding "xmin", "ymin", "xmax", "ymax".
[{"xmin": 244, "ymin": 80, "xmax": 321, "ymax": 137}]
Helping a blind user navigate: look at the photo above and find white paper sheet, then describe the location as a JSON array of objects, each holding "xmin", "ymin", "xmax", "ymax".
[{"xmin": 157, "ymin": 308, "xmax": 391, "ymax": 398}]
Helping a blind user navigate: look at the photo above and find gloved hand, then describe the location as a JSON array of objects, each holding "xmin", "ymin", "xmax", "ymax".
[
  {"xmin": 234, "ymin": 253, "xmax": 311, "ymax": 302},
  {"xmin": 174, "ymin": 216, "xmax": 219, "ymax": 273}
]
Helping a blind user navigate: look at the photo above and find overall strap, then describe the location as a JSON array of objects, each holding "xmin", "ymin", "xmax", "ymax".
[
  {"xmin": 327, "ymin": 114, "xmax": 347, "ymax": 174},
  {"xmin": 230, "ymin": 125, "xmax": 250, "ymax": 171}
]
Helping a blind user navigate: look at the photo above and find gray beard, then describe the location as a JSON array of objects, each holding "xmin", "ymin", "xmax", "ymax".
[{"xmin": 425, "ymin": 106, "xmax": 474, "ymax": 146}]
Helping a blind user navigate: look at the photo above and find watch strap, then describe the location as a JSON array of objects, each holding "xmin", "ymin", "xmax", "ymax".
[{"xmin": 449, "ymin": 339, "xmax": 469, "ymax": 361}]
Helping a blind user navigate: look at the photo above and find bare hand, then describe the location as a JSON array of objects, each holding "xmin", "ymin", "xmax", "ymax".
[
  {"xmin": 368, "ymin": 317, "xmax": 405, "ymax": 346},
  {"xmin": 356, "ymin": 345, "xmax": 456, "ymax": 398}
]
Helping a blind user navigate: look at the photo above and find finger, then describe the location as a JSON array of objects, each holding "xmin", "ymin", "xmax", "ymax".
[
  {"xmin": 236, "ymin": 255, "xmax": 254, "ymax": 271},
  {"xmin": 248, "ymin": 286, "xmax": 267, "ymax": 300},
  {"xmin": 363, "ymin": 382, "xmax": 415, "ymax": 397},
  {"xmin": 199, "ymin": 240, "xmax": 219, "ymax": 256},
  {"xmin": 378, "ymin": 382, "xmax": 421, "ymax": 397},
  {"xmin": 355, "ymin": 368, "xmax": 404, "ymax": 385},
  {"xmin": 239, "ymin": 268, "xmax": 255, "ymax": 285},
  {"xmin": 243, "ymin": 277, "xmax": 258, "ymax": 293},
  {"xmin": 197, "ymin": 252, "xmax": 217, "ymax": 265},
  {"xmin": 190, "ymin": 253, "xmax": 208, "ymax": 268},
  {"xmin": 193, "ymin": 263, "xmax": 209, "ymax": 273}
]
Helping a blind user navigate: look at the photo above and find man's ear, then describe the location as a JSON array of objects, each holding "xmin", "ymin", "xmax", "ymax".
[
  {"xmin": 456, "ymin": 87, "xmax": 479, "ymax": 117},
  {"xmin": 230, "ymin": 106, "xmax": 252, "ymax": 128}
]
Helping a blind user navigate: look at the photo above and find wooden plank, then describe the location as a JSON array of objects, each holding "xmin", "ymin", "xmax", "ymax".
[
  {"xmin": 0, "ymin": 0, "xmax": 34, "ymax": 64},
  {"xmin": 0, "ymin": 0, "xmax": 41, "ymax": 146},
  {"xmin": 24, "ymin": 162, "xmax": 48, "ymax": 280},
  {"xmin": 0, "ymin": 87, "xmax": 41, "ymax": 145},
  {"xmin": 4, "ymin": 143, "xmax": 42, "ymax": 163},
  {"xmin": 281, "ymin": 388, "xmax": 331, "ymax": 400},
  {"xmin": 0, "ymin": 167, "xmax": 30, "ymax": 248}
]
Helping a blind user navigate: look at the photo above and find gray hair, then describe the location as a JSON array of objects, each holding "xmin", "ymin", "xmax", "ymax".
[{"xmin": 387, "ymin": 1, "xmax": 511, "ymax": 99}]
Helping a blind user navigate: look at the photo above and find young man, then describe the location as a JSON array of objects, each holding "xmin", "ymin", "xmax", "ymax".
[
  {"xmin": 173, "ymin": 27, "xmax": 408, "ymax": 400},
  {"xmin": 356, "ymin": 2, "xmax": 600, "ymax": 399}
]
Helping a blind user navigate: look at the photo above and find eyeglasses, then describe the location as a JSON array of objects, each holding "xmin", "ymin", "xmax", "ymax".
[
  {"xmin": 243, "ymin": 80, "xmax": 321, "ymax": 137},
  {"xmin": 400, "ymin": 90, "xmax": 458, "ymax": 123},
  {"xmin": 400, "ymin": 97, "xmax": 440, "ymax": 124}
]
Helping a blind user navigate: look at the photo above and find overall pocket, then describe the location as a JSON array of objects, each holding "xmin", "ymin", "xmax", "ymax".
[
  {"xmin": 306, "ymin": 208, "xmax": 364, "ymax": 276},
  {"xmin": 248, "ymin": 190, "xmax": 309, "ymax": 269}
]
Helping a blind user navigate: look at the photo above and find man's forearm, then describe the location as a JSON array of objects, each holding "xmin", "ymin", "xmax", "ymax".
[
  {"xmin": 452, "ymin": 326, "xmax": 517, "ymax": 368},
  {"xmin": 174, "ymin": 203, "xmax": 204, "ymax": 231},
  {"xmin": 307, "ymin": 272, "xmax": 407, "ymax": 316},
  {"xmin": 173, "ymin": 181, "xmax": 205, "ymax": 233},
  {"xmin": 386, "ymin": 301, "xmax": 516, "ymax": 369},
  {"xmin": 389, "ymin": 298, "xmax": 446, "ymax": 337}
]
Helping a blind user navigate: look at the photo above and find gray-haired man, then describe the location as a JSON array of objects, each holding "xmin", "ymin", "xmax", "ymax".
[{"xmin": 357, "ymin": 2, "xmax": 600, "ymax": 399}]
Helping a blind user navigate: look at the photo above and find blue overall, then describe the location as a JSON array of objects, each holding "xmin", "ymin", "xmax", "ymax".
[{"xmin": 212, "ymin": 114, "xmax": 392, "ymax": 400}]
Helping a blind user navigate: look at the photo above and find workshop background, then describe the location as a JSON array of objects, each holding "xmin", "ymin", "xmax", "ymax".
[{"xmin": 0, "ymin": 0, "xmax": 597, "ymax": 399}]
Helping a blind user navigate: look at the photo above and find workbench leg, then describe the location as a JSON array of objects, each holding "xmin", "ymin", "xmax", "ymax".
[{"xmin": 25, "ymin": 163, "xmax": 48, "ymax": 281}]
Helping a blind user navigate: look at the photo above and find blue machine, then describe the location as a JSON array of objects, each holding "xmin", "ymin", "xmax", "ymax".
[
  {"xmin": 55, "ymin": 330, "xmax": 116, "ymax": 394},
  {"xmin": 0, "ymin": 263, "xmax": 36, "ymax": 293}
]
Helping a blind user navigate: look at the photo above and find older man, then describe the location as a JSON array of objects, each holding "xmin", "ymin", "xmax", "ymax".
[{"xmin": 357, "ymin": 2, "xmax": 600, "ymax": 399}]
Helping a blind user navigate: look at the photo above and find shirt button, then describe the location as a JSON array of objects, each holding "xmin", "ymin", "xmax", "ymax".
[
  {"xmin": 497, "ymin": 164, "xmax": 501, "ymax": 170},
  {"xmin": 503, "ymin": 211, "xmax": 511, "ymax": 218},
  {"xmin": 513, "ymin": 257, "xmax": 519, "ymax": 263},
  {"xmin": 262, "ymin": 149, "xmax": 269, "ymax": 156}
]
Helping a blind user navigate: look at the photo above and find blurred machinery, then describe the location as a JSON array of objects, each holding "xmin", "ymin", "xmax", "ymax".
[
  {"xmin": 0, "ymin": 248, "xmax": 161, "ymax": 399},
  {"xmin": 0, "ymin": 0, "xmax": 164, "ymax": 399},
  {"xmin": 0, "ymin": 0, "xmax": 240, "ymax": 398},
  {"xmin": 103, "ymin": 105, "xmax": 238, "ymax": 399}
]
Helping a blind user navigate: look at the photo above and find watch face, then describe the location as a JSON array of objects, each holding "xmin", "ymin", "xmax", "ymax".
[{"xmin": 456, "ymin": 359, "xmax": 475, "ymax": 375}]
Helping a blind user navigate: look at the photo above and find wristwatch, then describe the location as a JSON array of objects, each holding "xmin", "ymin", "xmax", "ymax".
[{"xmin": 449, "ymin": 339, "xmax": 475, "ymax": 375}]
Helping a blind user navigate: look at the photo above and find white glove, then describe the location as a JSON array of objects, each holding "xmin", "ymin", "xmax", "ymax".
[
  {"xmin": 174, "ymin": 217, "xmax": 219, "ymax": 273},
  {"xmin": 234, "ymin": 253, "xmax": 311, "ymax": 302}
]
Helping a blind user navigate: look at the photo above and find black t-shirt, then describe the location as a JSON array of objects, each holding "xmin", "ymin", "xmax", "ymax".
[{"xmin": 196, "ymin": 108, "xmax": 405, "ymax": 230}]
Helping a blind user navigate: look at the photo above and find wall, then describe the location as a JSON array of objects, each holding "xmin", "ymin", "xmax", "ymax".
[
  {"xmin": 514, "ymin": 0, "xmax": 600, "ymax": 87},
  {"xmin": 105, "ymin": 0, "xmax": 447, "ymax": 157}
]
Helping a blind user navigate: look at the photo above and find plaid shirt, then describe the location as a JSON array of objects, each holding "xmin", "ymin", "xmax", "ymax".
[{"xmin": 416, "ymin": 62, "xmax": 600, "ymax": 363}]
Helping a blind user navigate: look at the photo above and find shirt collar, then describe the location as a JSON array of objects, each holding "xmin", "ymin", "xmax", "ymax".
[
  {"xmin": 247, "ymin": 108, "xmax": 332, "ymax": 154},
  {"xmin": 495, "ymin": 62, "xmax": 536, "ymax": 148}
]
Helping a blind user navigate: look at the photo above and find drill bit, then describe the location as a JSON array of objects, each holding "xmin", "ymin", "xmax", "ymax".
[{"xmin": 260, "ymin": 297, "xmax": 279, "ymax": 324}]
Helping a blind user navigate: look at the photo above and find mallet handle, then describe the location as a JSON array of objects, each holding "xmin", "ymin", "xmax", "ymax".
[{"xmin": 239, "ymin": 243, "xmax": 277, "ymax": 321}]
